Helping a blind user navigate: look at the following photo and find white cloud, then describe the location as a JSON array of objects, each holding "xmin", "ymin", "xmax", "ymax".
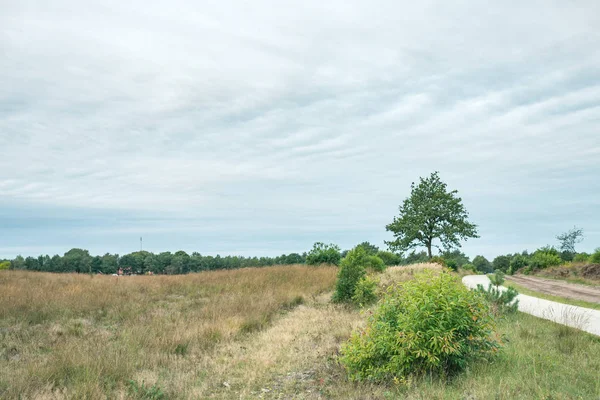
[{"xmin": 1, "ymin": 0, "xmax": 599, "ymax": 258}]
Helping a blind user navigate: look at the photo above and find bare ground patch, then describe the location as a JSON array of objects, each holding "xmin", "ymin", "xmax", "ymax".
[{"xmin": 506, "ymin": 275, "xmax": 600, "ymax": 304}]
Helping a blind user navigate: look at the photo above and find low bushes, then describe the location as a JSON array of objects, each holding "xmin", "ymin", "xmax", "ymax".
[
  {"xmin": 340, "ymin": 270, "xmax": 499, "ymax": 381},
  {"xmin": 352, "ymin": 276, "xmax": 378, "ymax": 306},
  {"xmin": 476, "ymin": 271, "xmax": 519, "ymax": 314},
  {"xmin": 306, "ymin": 242, "xmax": 342, "ymax": 266},
  {"xmin": 332, "ymin": 247, "xmax": 368, "ymax": 303}
]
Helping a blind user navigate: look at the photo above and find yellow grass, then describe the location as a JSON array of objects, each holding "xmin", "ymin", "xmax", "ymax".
[{"xmin": 0, "ymin": 266, "xmax": 337, "ymax": 399}]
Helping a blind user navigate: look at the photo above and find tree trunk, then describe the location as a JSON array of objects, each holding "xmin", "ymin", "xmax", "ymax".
[{"xmin": 426, "ymin": 240, "xmax": 432, "ymax": 258}]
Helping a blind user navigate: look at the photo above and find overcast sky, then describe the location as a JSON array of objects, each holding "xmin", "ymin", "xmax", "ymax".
[{"xmin": 1, "ymin": 1, "xmax": 599, "ymax": 259}]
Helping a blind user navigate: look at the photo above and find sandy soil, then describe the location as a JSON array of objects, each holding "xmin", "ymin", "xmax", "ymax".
[{"xmin": 506, "ymin": 275, "xmax": 600, "ymax": 304}]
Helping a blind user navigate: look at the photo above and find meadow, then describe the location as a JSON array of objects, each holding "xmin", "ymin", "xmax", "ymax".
[{"xmin": 1, "ymin": 264, "xmax": 600, "ymax": 399}]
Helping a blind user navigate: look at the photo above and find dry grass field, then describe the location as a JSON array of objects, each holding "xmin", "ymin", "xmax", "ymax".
[
  {"xmin": 0, "ymin": 266, "xmax": 337, "ymax": 398},
  {"xmin": 2, "ymin": 263, "xmax": 600, "ymax": 399}
]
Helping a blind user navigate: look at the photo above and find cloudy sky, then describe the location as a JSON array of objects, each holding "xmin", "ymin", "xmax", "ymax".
[{"xmin": 1, "ymin": 1, "xmax": 599, "ymax": 259}]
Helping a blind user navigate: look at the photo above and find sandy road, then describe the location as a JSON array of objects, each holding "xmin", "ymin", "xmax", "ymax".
[
  {"xmin": 505, "ymin": 275, "xmax": 600, "ymax": 304},
  {"xmin": 462, "ymin": 275, "xmax": 600, "ymax": 336}
]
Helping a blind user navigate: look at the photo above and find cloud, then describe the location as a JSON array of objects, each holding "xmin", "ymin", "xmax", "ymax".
[{"xmin": 1, "ymin": 0, "xmax": 599, "ymax": 258}]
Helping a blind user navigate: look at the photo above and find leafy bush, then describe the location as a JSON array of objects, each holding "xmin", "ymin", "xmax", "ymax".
[
  {"xmin": 573, "ymin": 253, "xmax": 590, "ymax": 263},
  {"xmin": 508, "ymin": 255, "xmax": 528, "ymax": 275},
  {"xmin": 429, "ymin": 256, "xmax": 447, "ymax": 267},
  {"xmin": 472, "ymin": 255, "xmax": 493, "ymax": 274},
  {"xmin": 340, "ymin": 270, "xmax": 499, "ymax": 381},
  {"xmin": 0, "ymin": 261, "xmax": 10, "ymax": 270},
  {"xmin": 492, "ymin": 255, "xmax": 510, "ymax": 273},
  {"xmin": 352, "ymin": 276, "xmax": 378, "ymax": 306},
  {"xmin": 476, "ymin": 271, "xmax": 519, "ymax": 314},
  {"xmin": 332, "ymin": 247, "xmax": 367, "ymax": 303},
  {"xmin": 445, "ymin": 259, "xmax": 458, "ymax": 271},
  {"xmin": 440, "ymin": 250, "xmax": 470, "ymax": 268},
  {"xmin": 365, "ymin": 255, "xmax": 386, "ymax": 272},
  {"xmin": 377, "ymin": 251, "xmax": 403, "ymax": 266},
  {"xmin": 591, "ymin": 248, "xmax": 600, "ymax": 264},
  {"xmin": 462, "ymin": 263, "xmax": 476, "ymax": 272},
  {"xmin": 306, "ymin": 242, "xmax": 342, "ymax": 266},
  {"xmin": 529, "ymin": 251, "xmax": 562, "ymax": 271}
]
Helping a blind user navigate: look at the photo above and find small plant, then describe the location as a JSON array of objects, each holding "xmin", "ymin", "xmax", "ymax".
[
  {"xmin": 476, "ymin": 271, "xmax": 519, "ymax": 314},
  {"xmin": 174, "ymin": 342, "xmax": 189, "ymax": 356},
  {"xmin": 128, "ymin": 380, "xmax": 165, "ymax": 400},
  {"xmin": 352, "ymin": 276, "xmax": 378, "ymax": 306},
  {"xmin": 340, "ymin": 270, "xmax": 499, "ymax": 381},
  {"xmin": 332, "ymin": 247, "xmax": 367, "ymax": 303}
]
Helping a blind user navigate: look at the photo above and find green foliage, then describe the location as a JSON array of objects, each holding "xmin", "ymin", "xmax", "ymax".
[
  {"xmin": 128, "ymin": 380, "xmax": 165, "ymax": 400},
  {"xmin": 476, "ymin": 283, "xmax": 519, "ymax": 314},
  {"xmin": 472, "ymin": 255, "xmax": 493, "ymax": 274},
  {"xmin": 440, "ymin": 249, "xmax": 470, "ymax": 268},
  {"xmin": 445, "ymin": 259, "xmax": 458, "ymax": 271},
  {"xmin": 355, "ymin": 241, "xmax": 380, "ymax": 255},
  {"xmin": 306, "ymin": 242, "xmax": 342, "ymax": 266},
  {"xmin": 386, "ymin": 171, "xmax": 478, "ymax": 258},
  {"xmin": 556, "ymin": 227, "xmax": 584, "ymax": 254},
  {"xmin": 0, "ymin": 261, "xmax": 10, "ymax": 270},
  {"xmin": 365, "ymin": 255, "xmax": 386, "ymax": 272},
  {"xmin": 488, "ymin": 270, "xmax": 505, "ymax": 286},
  {"xmin": 352, "ymin": 276, "xmax": 378, "ymax": 306},
  {"xmin": 528, "ymin": 249, "xmax": 562, "ymax": 271},
  {"xmin": 508, "ymin": 254, "xmax": 529, "ymax": 275},
  {"xmin": 376, "ymin": 250, "xmax": 403, "ymax": 266},
  {"xmin": 332, "ymin": 247, "xmax": 367, "ymax": 303},
  {"xmin": 590, "ymin": 248, "xmax": 600, "ymax": 264},
  {"xmin": 462, "ymin": 263, "xmax": 476, "ymax": 272},
  {"xmin": 492, "ymin": 255, "xmax": 510, "ymax": 273},
  {"xmin": 340, "ymin": 271, "xmax": 499, "ymax": 381},
  {"xmin": 429, "ymin": 256, "xmax": 447, "ymax": 267},
  {"xmin": 573, "ymin": 253, "xmax": 590, "ymax": 263},
  {"xmin": 403, "ymin": 250, "xmax": 430, "ymax": 265}
]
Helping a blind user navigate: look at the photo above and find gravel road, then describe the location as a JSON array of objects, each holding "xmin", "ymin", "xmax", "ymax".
[{"xmin": 462, "ymin": 275, "xmax": 600, "ymax": 336}]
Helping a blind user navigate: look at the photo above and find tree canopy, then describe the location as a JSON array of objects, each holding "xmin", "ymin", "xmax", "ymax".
[{"xmin": 386, "ymin": 171, "xmax": 478, "ymax": 258}]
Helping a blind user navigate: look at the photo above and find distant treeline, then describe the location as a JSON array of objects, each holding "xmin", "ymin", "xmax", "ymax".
[
  {"xmin": 2, "ymin": 242, "xmax": 404, "ymax": 275},
  {"xmin": 4, "ymin": 239, "xmax": 597, "ymax": 275}
]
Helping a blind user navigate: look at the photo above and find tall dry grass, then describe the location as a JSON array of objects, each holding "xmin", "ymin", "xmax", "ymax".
[{"xmin": 0, "ymin": 266, "xmax": 337, "ymax": 399}]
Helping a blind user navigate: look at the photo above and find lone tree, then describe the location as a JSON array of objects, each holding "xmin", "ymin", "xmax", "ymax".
[
  {"xmin": 386, "ymin": 171, "xmax": 478, "ymax": 258},
  {"xmin": 556, "ymin": 226, "xmax": 584, "ymax": 254}
]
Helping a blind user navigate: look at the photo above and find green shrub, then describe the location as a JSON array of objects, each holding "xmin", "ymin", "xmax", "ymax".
[
  {"xmin": 590, "ymin": 248, "xmax": 600, "ymax": 264},
  {"xmin": 573, "ymin": 253, "xmax": 590, "ymax": 263},
  {"xmin": 529, "ymin": 251, "xmax": 562, "ymax": 271},
  {"xmin": 332, "ymin": 247, "xmax": 367, "ymax": 303},
  {"xmin": 376, "ymin": 251, "xmax": 403, "ymax": 266},
  {"xmin": 508, "ymin": 254, "xmax": 529, "ymax": 275},
  {"xmin": 445, "ymin": 259, "xmax": 458, "ymax": 271},
  {"xmin": 429, "ymin": 256, "xmax": 447, "ymax": 267},
  {"xmin": 0, "ymin": 261, "xmax": 10, "ymax": 270},
  {"xmin": 352, "ymin": 276, "xmax": 378, "ymax": 306},
  {"xmin": 462, "ymin": 263, "xmax": 476, "ymax": 273},
  {"xmin": 492, "ymin": 255, "xmax": 510, "ymax": 273},
  {"xmin": 476, "ymin": 271, "xmax": 519, "ymax": 314},
  {"xmin": 365, "ymin": 255, "xmax": 386, "ymax": 272},
  {"xmin": 306, "ymin": 242, "xmax": 342, "ymax": 266},
  {"xmin": 340, "ymin": 270, "xmax": 499, "ymax": 381},
  {"xmin": 472, "ymin": 255, "xmax": 493, "ymax": 273}
]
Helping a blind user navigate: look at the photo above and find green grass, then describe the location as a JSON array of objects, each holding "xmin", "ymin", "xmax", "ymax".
[
  {"xmin": 319, "ymin": 312, "xmax": 600, "ymax": 399},
  {"xmin": 506, "ymin": 281, "xmax": 600, "ymax": 310}
]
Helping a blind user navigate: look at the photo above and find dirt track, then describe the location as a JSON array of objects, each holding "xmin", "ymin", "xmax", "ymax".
[{"xmin": 506, "ymin": 275, "xmax": 600, "ymax": 304}]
